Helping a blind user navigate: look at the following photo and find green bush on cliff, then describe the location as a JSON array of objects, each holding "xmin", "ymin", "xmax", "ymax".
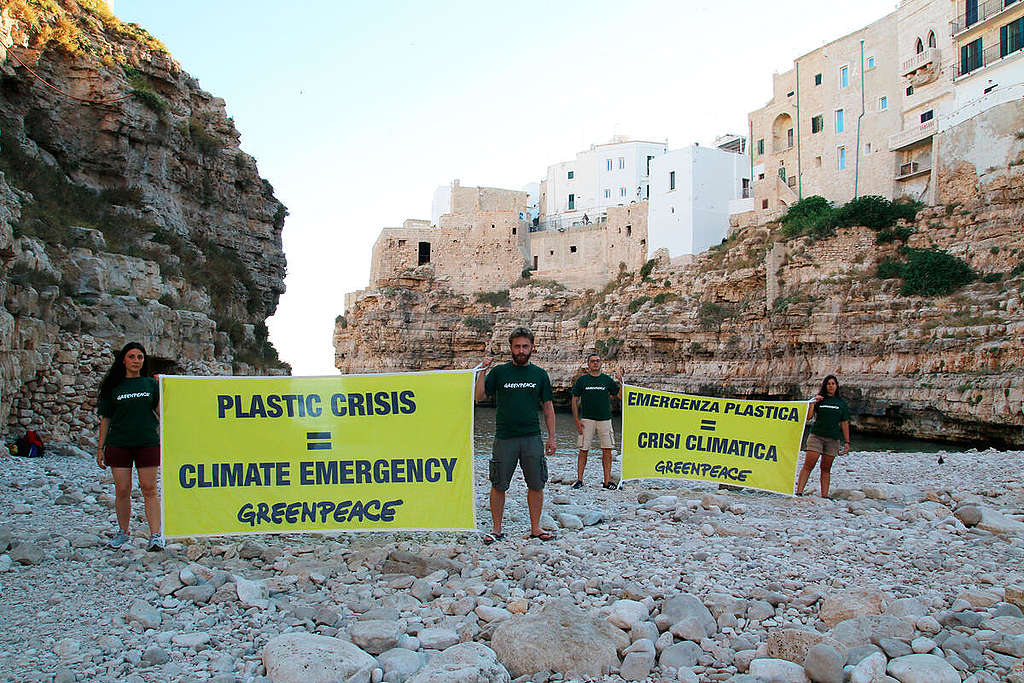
[
  {"xmin": 627, "ymin": 296, "xmax": 651, "ymax": 313},
  {"xmin": 832, "ymin": 195, "xmax": 921, "ymax": 229},
  {"xmin": 875, "ymin": 259, "xmax": 905, "ymax": 279},
  {"xmin": 463, "ymin": 316, "xmax": 493, "ymax": 332},
  {"xmin": 640, "ymin": 258, "xmax": 657, "ymax": 281},
  {"xmin": 780, "ymin": 196, "xmax": 833, "ymax": 239},
  {"xmin": 899, "ymin": 247, "xmax": 976, "ymax": 296}
]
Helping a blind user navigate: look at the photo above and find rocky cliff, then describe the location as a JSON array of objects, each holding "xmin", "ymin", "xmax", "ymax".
[
  {"xmin": 0, "ymin": 1, "xmax": 287, "ymax": 443},
  {"xmin": 336, "ymin": 101, "xmax": 1024, "ymax": 447}
]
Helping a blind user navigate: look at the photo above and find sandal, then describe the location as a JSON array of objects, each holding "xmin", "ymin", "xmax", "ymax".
[
  {"xmin": 529, "ymin": 531, "xmax": 556, "ymax": 541},
  {"xmin": 603, "ymin": 481, "xmax": 618, "ymax": 490},
  {"xmin": 482, "ymin": 532, "xmax": 505, "ymax": 545}
]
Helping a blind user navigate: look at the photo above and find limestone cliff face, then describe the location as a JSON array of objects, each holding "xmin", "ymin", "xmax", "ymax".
[
  {"xmin": 0, "ymin": 2, "xmax": 287, "ymax": 442},
  {"xmin": 336, "ymin": 102, "xmax": 1024, "ymax": 447}
]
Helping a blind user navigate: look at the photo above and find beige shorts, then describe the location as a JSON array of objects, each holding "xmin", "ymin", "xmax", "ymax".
[
  {"xmin": 806, "ymin": 433, "xmax": 841, "ymax": 458},
  {"xmin": 578, "ymin": 419, "xmax": 614, "ymax": 450}
]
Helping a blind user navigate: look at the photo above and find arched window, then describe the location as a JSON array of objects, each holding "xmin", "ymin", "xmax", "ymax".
[
  {"xmin": 928, "ymin": 31, "xmax": 936, "ymax": 48},
  {"xmin": 916, "ymin": 38, "xmax": 924, "ymax": 53}
]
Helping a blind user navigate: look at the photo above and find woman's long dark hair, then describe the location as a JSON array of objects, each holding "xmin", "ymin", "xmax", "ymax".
[
  {"xmin": 99, "ymin": 342, "xmax": 151, "ymax": 402},
  {"xmin": 819, "ymin": 374, "xmax": 839, "ymax": 397}
]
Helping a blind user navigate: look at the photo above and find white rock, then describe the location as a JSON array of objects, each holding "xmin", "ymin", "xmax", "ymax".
[
  {"xmin": 263, "ymin": 632, "xmax": 376, "ymax": 683},
  {"xmin": 747, "ymin": 657, "xmax": 810, "ymax": 682},
  {"xmin": 171, "ymin": 631, "xmax": 211, "ymax": 648},
  {"xmin": 885, "ymin": 654, "xmax": 960, "ymax": 683},
  {"xmin": 607, "ymin": 599, "xmax": 649, "ymax": 630},
  {"xmin": 233, "ymin": 575, "xmax": 268, "ymax": 608}
]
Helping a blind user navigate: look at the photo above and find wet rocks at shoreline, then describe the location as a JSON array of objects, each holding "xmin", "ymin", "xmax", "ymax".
[{"xmin": 0, "ymin": 448, "xmax": 1022, "ymax": 681}]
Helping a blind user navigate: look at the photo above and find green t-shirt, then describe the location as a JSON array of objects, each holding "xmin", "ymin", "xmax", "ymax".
[
  {"xmin": 484, "ymin": 362, "xmax": 554, "ymax": 439},
  {"xmin": 572, "ymin": 372, "xmax": 619, "ymax": 421},
  {"xmin": 98, "ymin": 377, "xmax": 160, "ymax": 447},
  {"xmin": 810, "ymin": 395, "xmax": 850, "ymax": 440}
]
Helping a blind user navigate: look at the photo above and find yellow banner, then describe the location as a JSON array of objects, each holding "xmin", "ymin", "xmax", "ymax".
[
  {"xmin": 621, "ymin": 385, "xmax": 809, "ymax": 495},
  {"xmin": 160, "ymin": 372, "xmax": 475, "ymax": 536}
]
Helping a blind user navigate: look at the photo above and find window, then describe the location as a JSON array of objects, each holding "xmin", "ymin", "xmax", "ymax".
[
  {"xmin": 811, "ymin": 114, "xmax": 824, "ymax": 134},
  {"xmin": 787, "ymin": 91, "xmax": 795, "ymax": 97},
  {"xmin": 837, "ymin": 147, "xmax": 846, "ymax": 170},
  {"xmin": 928, "ymin": 31, "xmax": 936, "ymax": 48},
  {"xmin": 620, "ymin": 187, "xmax": 627, "ymax": 197},
  {"xmin": 758, "ymin": 172, "xmax": 765, "ymax": 180},
  {"xmin": 570, "ymin": 245, "xmax": 577, "ymax": 253},
  {"xmin": 626, "ymin": 225, "xmax": 632, "ymax": 236},
  {"xmin": 618, "ymin": 157, "xmax": 625, "ymax": 169},
  {"xmin": 568, "ymin": 193, "xmax": 575, "ymax": 210},
  {"xmin": 879, "ymin": 96, "xmax": 888, "ymax": 110},
  {"xmin": 906, "ymin": 85, "xmax": 914, "ymax": 96},
  {"xmin": 920, "ymin": 109, "xmax": 934, "ymax": 123},
  {"xmin": 814, "ymin": 73, "xmax": 822, "ymax": 85},
  {"xmin": 961, "ymin": 38, "xmax": 982, "ymax": 74},
  {"xmin": 532, "ymin": 256, "xmax": 538, "ymax": 269},
  {"xmin": 965, "ymin": 0, "xmax": 978, "ymax": 28},
  {"xmin": 417, "ymin": 242, "xmax": 431, "ymax": 265},
  {"xmin": 757, "ymin": 138, "xmax": 765, "ymax": 155},
  {"xmin": 397, "ymin": 239, "xmax": 406, "ymax": 247},
  {"xmin": 839, "ymin": 65, "xmax": 849, "ymax": 88},
  {"xmin": 646, "ymin": 155, "xmax": 654, "ymax": 175},
  {"xmin": 916, "ymin": 37, "xmax": 924, "ymax": 54},
  {"xmin": 669, "ymin": 171, "xmax": 676, "ymax": 190},
  {"xmin": 814, "ymin": 155, "xmax": 822, "ymax": 168},
  {"xmin": 741, "ymin": 178, "xmax": 751, "ymax": 198},
  {"xmin": 606, "ymin": 158, "xmax": 613, "ymax": 171},
  {"xmin": 787, "ymin": 128, "xmax": 794, "ymax": 147},
  {"xmin": 867, "ymin": 56, "xmax": 875, "ymax": 69},
  {"xmin": 1002, "ymin": 17, "xmax": 1024, "ymax": 57},
  {"xmin": 567, "ymin": 170, "xmax": 574, "ymax": 179},
  {"xmin": 865, "ymin": 142, "xmax": 873, "ymax": 154},
  {"xmin": 762, "ymin": 199, "xmax": 769, "ymax": 209},
  {"xmin": 604, "ymin": 188, "xmax": 611, "ymax": 199},
  {"xmin": 835, "ymin": 109, "xmax": 845, "ymax": 133}
]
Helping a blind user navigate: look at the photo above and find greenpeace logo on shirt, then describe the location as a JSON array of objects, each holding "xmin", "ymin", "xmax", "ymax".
[
  {"xmin": 584, "ymin": 386, "xmax": 609, "ymax": 391},
  {"xmin": 117, "ymin": 392, "xmax": 152, "ymax": 400},
  {"xmin": 503, "ymin": 382, "xmax": 537, "ymax": 389},
  {"xmin": 817, "ymin": 404, "xmax": 839, "ymax": 410}
]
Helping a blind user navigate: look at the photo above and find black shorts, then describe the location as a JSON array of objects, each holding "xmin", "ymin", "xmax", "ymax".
[
  {"xmin": 104, "ymin": 445, "xmax": 160, "ymax": 469},
  {"xmin": 490, "ymin": 435, "xmax": 547, "ymax": 491}
]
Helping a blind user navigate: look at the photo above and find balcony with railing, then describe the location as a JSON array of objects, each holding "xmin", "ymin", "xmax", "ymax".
[
  {"xmin": 952, "ymin": 0, "xmax": 1021, "ymax": 35},
  {"xmin": 956, "ymin": 34, "xmax": 1024, "ymax": 77},
  {"xmin": 889, "ymin": 119, "xmax": 938, "ymax": 151},
  {"xmin": 901, "ymin": 47, "xmax": 940, "ymax": 76},
  {"xmin": 895, "ymin": 159, "xmax": 933, "ymax": 180}
]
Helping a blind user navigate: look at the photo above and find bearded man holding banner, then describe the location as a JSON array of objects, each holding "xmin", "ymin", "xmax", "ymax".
[{"xmin": 475, "ymin": 326, "xmax": 557, "ymax": 544}]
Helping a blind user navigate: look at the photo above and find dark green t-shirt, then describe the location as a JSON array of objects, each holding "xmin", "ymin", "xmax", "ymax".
[
  {"xmin": 810, "ymin": 395, "xmax": 850, "ymax": 440},
  {"xmin": 572, "ymin": 373, "xmax": 619, "ymax": 421},
  {"xmin": 98, "ymin": 377, "xmax": 160, "ymax": 447},
  {"xmin": 484, "ymin": 362, "xmax": 554, "ymax": 439}
]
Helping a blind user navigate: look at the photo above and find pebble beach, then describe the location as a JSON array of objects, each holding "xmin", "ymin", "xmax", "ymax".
[{"xmin": 1, "ymin": 446, "xmax": 1023, "ymax": 682}]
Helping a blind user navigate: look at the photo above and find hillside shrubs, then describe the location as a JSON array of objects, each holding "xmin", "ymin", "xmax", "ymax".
[
  {"xmin": 781, "ymin": 195, "xmax": 921, "ymax": 241},
  {"xmin": 474, "ymin": 290, "xmax": 510, "ymax": 307},
  {"xmin": 898, "ymin": 247, "xmax": 976, "ymax": 296}
]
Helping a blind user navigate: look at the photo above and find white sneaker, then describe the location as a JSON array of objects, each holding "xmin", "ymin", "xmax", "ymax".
[
  {"xmin": 107, "ymin": 531, "xmax": 130, "ymax": 549},
  {"xmin": 146, "ymin": 533, "xmax": 166, "ymax": 552}
]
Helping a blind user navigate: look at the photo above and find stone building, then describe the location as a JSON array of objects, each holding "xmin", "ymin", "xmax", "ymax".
[
  {"xmin": 365, "ymin": 182, "xmax": 531, "ymax": 296},
  {"xmin": 744, "ymin": 0, "xmax": 1024, "ymax": 222},
  {"xmin": 353, "ymin": 180, "xmax": 650, "ymax": 305}
]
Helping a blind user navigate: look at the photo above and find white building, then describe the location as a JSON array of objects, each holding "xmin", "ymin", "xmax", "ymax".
[
  {"xmin": 649, "ymin": 140, "xmax": 751, "ymax": 257},
  {"xmin": 540, "ymin": 136, "xmax": 668, "ymax": 228}
]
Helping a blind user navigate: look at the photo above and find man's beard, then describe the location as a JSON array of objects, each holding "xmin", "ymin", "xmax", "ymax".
[{"xmin": 512, "ymin": 351, "xmax": 531, "ymax": 365}]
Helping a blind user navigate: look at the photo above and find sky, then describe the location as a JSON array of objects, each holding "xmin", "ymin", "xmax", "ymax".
[{"xmin": 112, "ymin": 0, "xmax": 899, "ymax": 375}]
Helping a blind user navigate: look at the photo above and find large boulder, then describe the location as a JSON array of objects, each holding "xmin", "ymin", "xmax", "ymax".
[
  {"xmin": 407, "ymin": 642, "xmax": 509, "ymax": 683},
  {"xmin": 382, "ymin": 551, "xmax": 460, "ymax": 578},
  {"xmin": 885, "ymin": 654, "xmax": 960, "ymax": 683},
  {"xmin": 819, "ymin": 588, "xmax": 887, "ymax": 627},
  {"xmin": 349, "ymin": 620, "xmax": 402, "ymax": 655},
  {"xmin": 765, "ymin": 628, "xmax": 846, "ymax": 664},
  {"xmin": 661, "ymin": 593, "xmax": 716, "ymax": 636},
  {"xmin": 490, "ymin": 599, "xmax": 627, "ymax": 677},
  {"xmin": 976, "ymin": 507, "xmax": 1024, "ymax": 536},
  {"xmin": 263, "ymin": 632, "xmax": 377, "ymax": 683},
  {"xmin": 607, "ymin": 599, "xmax": 650, "ymax": 631},
  {"xmin": 747, "ymin": 658, "xmax": 810, "ymax": 682}
]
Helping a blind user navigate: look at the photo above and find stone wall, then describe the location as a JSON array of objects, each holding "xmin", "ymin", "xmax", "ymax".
[{"xmin": 528, "ymin": 202, "xmax": 649, "ymax": 290}]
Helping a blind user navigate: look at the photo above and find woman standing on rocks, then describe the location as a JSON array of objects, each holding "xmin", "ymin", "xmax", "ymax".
[
  {"xmin": 795, "ymin": 374, "xmax": 850, "ymax": 498},
  {"xmin": 95, "ymin": 342, "xmax": 164, "ymax": 551}
]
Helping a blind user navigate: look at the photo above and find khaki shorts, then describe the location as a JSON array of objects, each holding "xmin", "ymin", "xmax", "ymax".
[
  {"xmin": 578, "ymin": 419, "xmax": 614, "ymax": 450},
  {"xmin": 806, "ymin": 433, "xmax": 841, "ymax": 458}
]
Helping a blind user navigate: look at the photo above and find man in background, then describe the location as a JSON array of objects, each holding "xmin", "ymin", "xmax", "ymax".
[{"xmin": 571, "ymin": 353, "xmax": 621, "ymax": 490}]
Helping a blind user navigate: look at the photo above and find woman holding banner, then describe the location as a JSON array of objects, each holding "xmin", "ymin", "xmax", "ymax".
[
  {"xmin": 795, "ymin": 375, "xmax": 850, "ymax": 498},
  {"xmin": 96, "ymin": 342, "xmax": 164, "ymax": 551}
]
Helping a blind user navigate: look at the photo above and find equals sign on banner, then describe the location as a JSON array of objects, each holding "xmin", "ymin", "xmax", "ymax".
[
  {"xmin": 306, "ymin": 432, "xmax": 332, "ymax": 450},
  {"xmin": 699, "ymin": 419, "xmax": 716, "ymax": 432}
]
